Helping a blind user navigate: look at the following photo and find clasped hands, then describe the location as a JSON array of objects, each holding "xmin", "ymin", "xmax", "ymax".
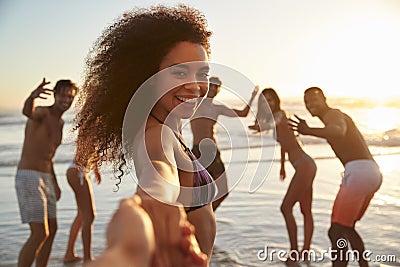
[{"xmin": 89, "ymin": 194, "xmax": 207, "ymax": 267}]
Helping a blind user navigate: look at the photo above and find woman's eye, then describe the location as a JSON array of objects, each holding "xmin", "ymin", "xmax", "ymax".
[
  {"xmin": 172, "ymin": 71, "xmax": 187, "ymax": 78},
  {"xmin": 197, "ymin": 72, "xmax": 209, "ymax": 79}
]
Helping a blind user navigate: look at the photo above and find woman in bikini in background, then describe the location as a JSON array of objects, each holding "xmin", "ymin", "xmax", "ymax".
[
  {"xmin": 63, "ymin": 156, "xmax": 101, "ymax": 263},
  {"xmin": 250, "ymin": 88, "xmax": 317, "ymax": 263}
]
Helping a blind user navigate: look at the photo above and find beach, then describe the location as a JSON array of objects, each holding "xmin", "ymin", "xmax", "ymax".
[{"xmin": 0, "ymin": 98, "xmax": 399, "ymax": 266}]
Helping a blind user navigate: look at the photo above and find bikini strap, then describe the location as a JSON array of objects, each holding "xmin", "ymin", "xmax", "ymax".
[
  {"xmin": 173, "ymin": 132, "xmax": 190, "ymax": 152},
  {"xmin": 149, "ymin": 113, "xmax": 189, "ymax": 151},
  {"xmin": 150, "ymin": 113, "xmax": 165, "ymax": 124}
]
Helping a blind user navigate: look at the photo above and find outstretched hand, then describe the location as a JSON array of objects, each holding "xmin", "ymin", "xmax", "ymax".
[
  {"xmin": 30, "ymin": 78, "xmax": 52, "ymax": 100},
  {"xmin": 288, "ymin": 115, "xmax": 310, "ymax": 135},
  {"xmin": 90, "ymin": 195, "xmax": 155, "ymax": 267},
  {"xmin": 251, "ymin": 85, "xmax": 260, "ymax": 97},
  {"xmin": 102, "ymin": 194, "xmax": 207, "ymax": 267},
  {"xmin": 139, "ymin": 194, "xmax": 207, "ymax": 267}
]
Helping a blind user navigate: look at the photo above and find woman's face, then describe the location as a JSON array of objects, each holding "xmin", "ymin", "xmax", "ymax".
[
  {"xmin": 154, "ymin": 41, "xmax": 209, "ymax": 120},
  {"xmin": 263, "ymin": 92, "xmax": 276, "ymax": 111}
]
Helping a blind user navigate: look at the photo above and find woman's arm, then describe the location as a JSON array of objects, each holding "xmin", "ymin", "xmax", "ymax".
[
  {"xmin": 136, "ymin": 125, "xmax": 181, "ymax": 203},
  {"xmin": 218, "ymin": 86, "xmax": 259, "ymax": 118},
  {"xmin": 232, "ymin": 85, "xmax": 259, "ymax": 117},
  {"xmin": 280, "ymin": 147, "xmax": 286, "ymax": 180},
  {"xmin": 132, "ymin": 124, "xmax": 207, "ymax": 266}
]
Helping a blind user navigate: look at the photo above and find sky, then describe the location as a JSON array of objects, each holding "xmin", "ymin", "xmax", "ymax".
[{"xmin": 1, "ymin": 0, "xmax": 400, "ymax": 110}]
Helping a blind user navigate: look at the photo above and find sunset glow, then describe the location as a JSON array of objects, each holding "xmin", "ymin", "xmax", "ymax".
[{"xmin": 1, "ymin": 1, "xmax": 400, "ymax": 109}]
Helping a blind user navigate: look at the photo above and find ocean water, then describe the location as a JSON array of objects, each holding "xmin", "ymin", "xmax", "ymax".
[{"xmin": 0, "ymin": 98, "xmax": 399, "ymax": 266}]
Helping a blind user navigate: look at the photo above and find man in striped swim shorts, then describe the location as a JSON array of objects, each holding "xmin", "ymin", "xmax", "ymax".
[
  {"xmin": 15, "ymin": 78, "xmax": 77, "ymax": 267},
  {"xmin": 290, "ymin": 87, "xmax": 382, "ymax": 267}
]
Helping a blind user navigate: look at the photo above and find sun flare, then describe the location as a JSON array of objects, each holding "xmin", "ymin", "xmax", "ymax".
[{"xmin": 361, "ymin": 106, "xmax": 400, "ymax": 134}]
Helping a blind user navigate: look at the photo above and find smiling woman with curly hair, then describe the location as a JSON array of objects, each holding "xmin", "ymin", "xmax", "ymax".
[
  {"xmin": 75, "ymin": 5, "xmax": 211, "ymax": 172},
  {"xmin": 74, "ymin": 4, "xmax": 217, "ymax": 266}
]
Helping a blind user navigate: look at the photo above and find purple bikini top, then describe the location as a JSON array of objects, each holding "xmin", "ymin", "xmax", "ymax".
[{"xmin": 174, "ymin": 133, "xmax": 216, "ymax": 212}]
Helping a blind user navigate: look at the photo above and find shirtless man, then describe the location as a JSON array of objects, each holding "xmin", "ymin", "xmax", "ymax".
[
  {"xmin": 290, "ymin": 87, "xmax": 382, "ymax": 267},
  {"xmin": 15, "ymin": 78, "xmax": 78, "ymax": 267},
  {"xmin": 190, "ymin": 77, "xmax": 258, "ymax": 210}
]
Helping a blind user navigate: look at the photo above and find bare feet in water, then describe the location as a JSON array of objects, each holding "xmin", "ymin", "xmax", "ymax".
[{"xmin": 63, "ymin": 254, "xmax": 82, "ymax": 263}]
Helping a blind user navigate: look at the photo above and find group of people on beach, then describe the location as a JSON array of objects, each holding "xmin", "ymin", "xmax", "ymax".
[{"xmin": 14, "ymin": 5, "xmax": 382, "ymax": 267}]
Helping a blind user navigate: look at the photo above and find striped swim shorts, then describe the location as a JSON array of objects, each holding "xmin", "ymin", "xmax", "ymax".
[{"xmin": 15, "ymin": 169, "xmax": 57, "ymax": 223}]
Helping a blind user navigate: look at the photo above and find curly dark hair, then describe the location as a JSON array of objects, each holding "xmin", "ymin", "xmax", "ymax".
[{"xmin": 74, "ymin": 5, "xmax": 212, "ymax": 179}]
